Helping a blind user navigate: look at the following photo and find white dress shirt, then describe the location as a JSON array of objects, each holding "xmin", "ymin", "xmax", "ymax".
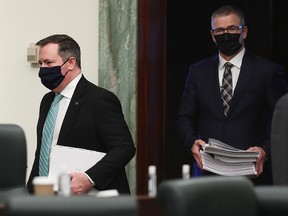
[{"xmin": 218, "ymin": 48, "xmax": 245, "ymax": 92}]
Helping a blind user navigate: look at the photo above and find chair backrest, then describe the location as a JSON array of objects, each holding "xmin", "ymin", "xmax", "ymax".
[
  {"xmin": 0, "ymin": 124, "xmax": 27, "ymax": 189},
  {"xmin": 255, "ymin": 186, "xmax": 288, "ymax": 216},
  {"xmin": 157, "ymin": 176, "xmax": 257, "ymax": 216},
  {"xmin": 271, "ymin": 93, "xmax": 288, "ymax": 185},
  {"xmin": 4, "ymin": 195, "xmax": 138, "ymax": 216}
]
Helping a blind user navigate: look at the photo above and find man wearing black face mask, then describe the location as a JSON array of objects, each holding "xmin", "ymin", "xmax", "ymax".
[
  {"xmin": 176, "ymin": 5, "xmax": 288, "ymax": 185},
  {"xmin": 27, "ymin": 34, "xmax": 135, "ymax": 194},
  {"xmin": 38, "ymin": 58, "xmax": 70, "ymax": 90}
]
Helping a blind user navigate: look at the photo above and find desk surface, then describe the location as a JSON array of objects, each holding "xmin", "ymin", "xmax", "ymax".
[
  {"xmin": 0, "ymin": 203, "xmax": 4, "ymax": 216},
  {"xmin": 0, "ymin": 196, "xmax": 164, "ymax": 216},
  {"xmin": 138, "ymin": 195, "xmax": 164, "ymax": 216}
]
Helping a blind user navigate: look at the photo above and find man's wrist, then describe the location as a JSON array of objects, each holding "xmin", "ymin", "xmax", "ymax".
[{"xmin": 84, "ymin": 173, "xmax": 96, "ymax": 187}]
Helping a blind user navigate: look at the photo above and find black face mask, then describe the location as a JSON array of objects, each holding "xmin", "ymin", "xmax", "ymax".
[
  {"xmin": 214, "ymin": 33, "xmax": 242, "ymax": 56},
  {"xmin": 38, "ymin": 60, "xmax": 69, "ymax": 90}
]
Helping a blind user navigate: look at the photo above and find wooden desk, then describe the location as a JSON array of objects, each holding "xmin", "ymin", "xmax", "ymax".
[
  {"xmin": 138, "ymin": 195, "xmax": 164, "ymax": 216},
  {"xmin": 0, "ymin": 203, "xmax": 4, "ymax": 216},
  {"xmin": 0, "ymin": 196, "xmax": 164, "ymax": 216}
]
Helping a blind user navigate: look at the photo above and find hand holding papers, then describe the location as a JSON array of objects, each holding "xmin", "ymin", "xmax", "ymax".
[
  {"xmin": 201, "ymin": 138, "xmax": 258, "ymax": 176},
  {"xmin": 48, "ymin": 145, "xmax": 106, "ymax": 190}
]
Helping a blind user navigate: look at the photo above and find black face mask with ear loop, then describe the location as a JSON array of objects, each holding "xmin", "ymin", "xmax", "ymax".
[
  {"xmin": 38, "ymin": 59, "xmax": 70, "ymax": 90},
  {"xmin": 214, "ymin": 33, "xmax": 242, "ymax": 56}
]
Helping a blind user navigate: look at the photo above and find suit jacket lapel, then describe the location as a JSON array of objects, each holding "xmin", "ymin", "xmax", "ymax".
[
  {"xmin": 57, "ymin": 76, "xmax": 87, "ymax": 146},
  {"xmin": 209, "ymin": 55, "xmax": 225, "ymax": 116},
  {"xmin": 38, "ymin": 92, "xmax": 55, "ymax": 137},
  {"xmin": 228, "ymin": 51, "xmax": 254, "ymax": 115}
]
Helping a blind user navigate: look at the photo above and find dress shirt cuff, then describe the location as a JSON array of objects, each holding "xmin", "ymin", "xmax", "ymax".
[{"xmin": 84, "ymin": 173, "xmax": 96, "ymax": 187}]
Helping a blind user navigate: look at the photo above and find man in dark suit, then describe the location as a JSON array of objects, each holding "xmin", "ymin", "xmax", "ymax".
[
  {"xmin": 271, "ymin": 93, "xmax": 288, "ymax": 185},
  {"xmin": 176, "ymin": 5, "xmax": 287, "ymax": 184},
  {"xmin": 27, "ymin": 34, "xmax": 135, "ymax": 194}
]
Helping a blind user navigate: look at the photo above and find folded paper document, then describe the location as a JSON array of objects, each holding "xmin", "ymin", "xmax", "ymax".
[
  {"xmin": 203, "ymin": 138, "xmax": 259, "ymax": 158},
  {"xmin": 48, "ymin": 145, "xmax": 106, "ymax": 190},
  {"xmin": 213, "ymin": 154, "xmax": 257, "ymax": 163},
  {"xmin": 201, "ymin": 138, "xmax": 258, "ymax": 176}
]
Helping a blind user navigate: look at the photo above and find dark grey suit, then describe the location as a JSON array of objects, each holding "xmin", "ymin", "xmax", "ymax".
[
  {"xmin": 271, "ymin": 93, "xmax": 288, "ymax": 185},
  {"xmin": 27, "ymin": 76, "xmax": 136, "ymax": 193},
  {"xmin": 176, "ymin": 49, "xmax": 288, "ymax": 185}
]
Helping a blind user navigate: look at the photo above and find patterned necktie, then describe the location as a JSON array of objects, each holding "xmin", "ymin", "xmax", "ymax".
[
  {"xmin": 39, "ymin": 93, "xmax": 63, "ymax": 176},
  {"xmin": 221, "ymin": 62, "xmax": 233, "ymax": 116}
]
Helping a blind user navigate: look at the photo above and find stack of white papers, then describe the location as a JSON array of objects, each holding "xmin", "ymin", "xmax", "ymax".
[{"xmin": 201, "ymin": 138, "xmax": 258, "ymax": 176}]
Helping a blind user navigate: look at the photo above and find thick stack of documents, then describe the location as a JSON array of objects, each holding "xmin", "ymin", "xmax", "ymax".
[{"xmin": 201, "ymin": 138, "xmax": 258, "ymax": 176}]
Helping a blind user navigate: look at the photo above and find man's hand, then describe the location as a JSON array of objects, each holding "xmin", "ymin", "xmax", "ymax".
[
  {"xmin": 191, "ymin": 139, "xmax": 205, "ymax": 170},
  {"xmin": 70, "ymin": 172, "xmax": 93, "ymax": 194},
  {"xmin": 247, "ymin": 146, "xmax": 266, "ymax": 176}
]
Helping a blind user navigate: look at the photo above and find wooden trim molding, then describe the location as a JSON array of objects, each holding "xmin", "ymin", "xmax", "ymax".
[{"xmin": 136, "ymin": 0, "xmax": 166, "ymax": 195}]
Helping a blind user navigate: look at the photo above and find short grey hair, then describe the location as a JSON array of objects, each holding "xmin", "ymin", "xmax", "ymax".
[{"xmin": 211, "ymin": 5, "xmax": 245, "ymax": 28}]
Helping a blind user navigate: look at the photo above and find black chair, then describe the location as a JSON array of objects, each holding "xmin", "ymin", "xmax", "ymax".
[
  {"xmin": 157, "ymin": 176, "xmax": 257, "ymax": 216},
  {"xmin": 270, "ymin": 93, "xmax": 288, "ymax": 185},
  {"xmin": 4, "ymin": 195, "xmax": 138, "ymax": 216},
  {"xmin": 0, "ymin": 124, "xmax": 28, "ymax": 201},
  {"xmin": 255, "ymin": 186, "xmax": 288, "ymax": 216}
]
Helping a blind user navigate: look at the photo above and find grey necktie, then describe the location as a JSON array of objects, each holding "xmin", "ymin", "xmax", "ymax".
[{"xmin": 221, "ymin": 62, "xmax": 233, "ymax": 116}]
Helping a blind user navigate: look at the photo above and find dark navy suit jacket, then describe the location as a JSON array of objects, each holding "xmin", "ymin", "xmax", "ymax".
[
  {"xmin": 176, "ymin": 50, "xmax": 288, "ymax": 185},
  {"xmin": 27, "ymin": 76, "xmax": 136, "ymax": 193}
]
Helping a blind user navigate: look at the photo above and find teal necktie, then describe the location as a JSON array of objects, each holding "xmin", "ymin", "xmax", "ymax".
[{"xmin": 39, "ymin": 93, "xmax": 63, "ymax": 176}]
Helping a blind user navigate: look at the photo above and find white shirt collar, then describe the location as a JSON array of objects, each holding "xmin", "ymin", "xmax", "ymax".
[{"xmin": 60, "ymin": 73, "xmax": 82, "ymax": 99}]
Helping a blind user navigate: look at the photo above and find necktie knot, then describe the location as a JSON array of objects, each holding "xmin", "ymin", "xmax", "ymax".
[
  {"xmin": 53, "ymin": 93, "xmax": 63, "ymax": 104},
  {"xmin": 224, "ymin": 62, "xmax": 233, "ymax": 70}
]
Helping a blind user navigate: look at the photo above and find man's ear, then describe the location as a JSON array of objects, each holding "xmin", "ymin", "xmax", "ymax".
[
  {"xmin": 242, "ymin": 26, "xmax": 248, "ymax": 40},
  {"xmin": 67, "ymin": 57, "xmax": 77, "ymax": 70}
]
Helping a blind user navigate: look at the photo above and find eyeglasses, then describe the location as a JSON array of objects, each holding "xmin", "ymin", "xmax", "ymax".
[{"xmin": 211, "ymin": 26, "xmax": 243, "ymax": 35}]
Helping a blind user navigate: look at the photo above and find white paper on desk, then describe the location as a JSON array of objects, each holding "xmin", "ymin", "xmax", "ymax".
[{"xmin": 48, "ymin": 145, "xmax": 106, "ymax": 189}]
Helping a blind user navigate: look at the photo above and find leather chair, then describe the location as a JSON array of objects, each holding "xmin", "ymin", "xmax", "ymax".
[
  {"xmin": 270, "ymin": 93, "xmax": 288, "ymax": 185},
  {"xmin": 0, "ymin": 124, "xmax": 28, "ymax": 201},
  {"xmin": 157, "ymin": 176, "xmax": 257, "ymax": 216},
  {"xmin": 255, "ymin": 186, "xmax": 288, "ymax": 216},
  {"xmin": 4, "ymin": 195, "xmax": 138, "ymax": 216}
]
